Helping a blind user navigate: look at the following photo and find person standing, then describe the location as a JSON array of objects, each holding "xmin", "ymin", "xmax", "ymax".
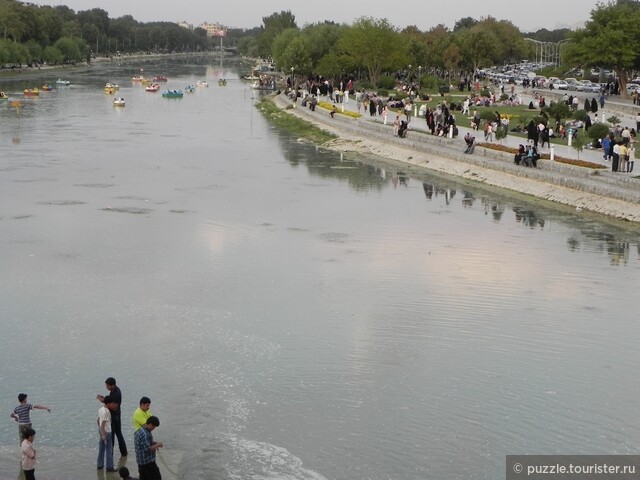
[
  {"xmin": 134, "ymin": 416, "xmax": 163, "ymax": 480},
  {"xmin": 21, "ymin": 428, "xmax": 37, "ymax": 480},
  {"xmin": 11, "ymin": 393, "xmax": 51, "ymax": 443},
  {"xmin": 133, "ymin": 397, "xmax": 153, "ymax": 432},
  {"xmin": 97, "ymin": 377, "xmax": 127, "ymax": 456},
  {"xmin": 97, "ymin": 395, "xmax": 118, "ymax": 472}
]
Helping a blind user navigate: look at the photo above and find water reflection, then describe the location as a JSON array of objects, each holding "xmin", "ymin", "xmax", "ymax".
[{"xmin": 278, "ymin": 130, "xmax": 640, "ymax": 266}]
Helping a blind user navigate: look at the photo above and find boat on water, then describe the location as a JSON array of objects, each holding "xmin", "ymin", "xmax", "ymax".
[
  {"xmin": 55, "ymin": 79, "xmax": 70, "ymax": 85},
  {"xmin": 105, "ymin": 82, "xmax": 119, "ymax": 90},
  {"xmin": 153, "ymin": 76, "xmax": 168, "ymax": 82},
  {"xmin": 218, "ymin": 79, "xmax": 227, "ymax": 86},
  {"xmin": 113, "ymin": 97, "xmax": 125, "ymax": 107},
  {"xmin": 104, "ymin": 87, "xmax": 116, "ymax": 94},
  {"xmin": 162, "ymin": 90, "xmax": 184, "ymax": 98},
  {"xmin": 41, "ymin": 85, "xmax": 54, "ymax": 91},
  {"xmin": 145, "ymin": 84, "xmax": 160, "ymax": 92},
  {"xmin": 196, "ymin": 80, "xmax": 208, "ymax": 87},
  {"xmin": 132, "ymin": 75, "xmax": 144, "ymax": 82},
  {"xmin": 0, "ymin": 91, "xmax": 8, "ymax": 100},
  {"xmin": 23, "ymin": 88, "xmax": 40, "ymax": 96},
  {"xmin": 184, "ymin": 85, "xmax": 195, "ymax": 93}
]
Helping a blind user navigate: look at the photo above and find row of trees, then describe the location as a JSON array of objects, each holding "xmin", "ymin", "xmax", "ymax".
[
  {"xmin": 0, "ymin": 0, "xmax": 208, "ymax": 65},
  {"xmin": 238, "ymin": 11, "xmax": 532, "ymax": 85},
  {"xmin": 239, "ymin": 1, "xmax": 640, "ymax": 95}
]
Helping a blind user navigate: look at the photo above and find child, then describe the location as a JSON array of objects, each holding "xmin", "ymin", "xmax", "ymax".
[
  {"xmin": 330, "ymin": 105, "xmax": 337, "ymax": 118},
  {"xmin": 21, "ymin": 428, "xmax": 36, "ymax": 480},
  {"xmin": 11, "ymin": 393, "xmax": 51, "ymax": 443}
]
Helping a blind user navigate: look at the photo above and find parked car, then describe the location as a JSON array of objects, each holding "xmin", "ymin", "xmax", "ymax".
[
  {"xmin": 626, "ymin": 83, "xmax": 640, "ymax": 93},
  {"xmin": 543, "ymin": 76, "xmax": 559, "ymax": 88},
  {"xmin": 565, "ymin": 78, "xmax": 580, "ymax": 90},
  {"xmin": 579, "ymin": 80, "xmax": 601, "ymax": 93},
  {"xmin": 554, "ymin": 80, "xmax": 569, "ymax": 90}
]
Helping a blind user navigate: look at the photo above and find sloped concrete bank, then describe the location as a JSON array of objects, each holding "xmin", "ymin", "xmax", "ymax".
[{"xmin": 273, "ymin": 94, "xmax": 640, "ymax": 222}]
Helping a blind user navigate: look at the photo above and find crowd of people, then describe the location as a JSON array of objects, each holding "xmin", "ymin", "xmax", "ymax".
[{"xmin": 10, "ymin": 378, "xmax": 164, "ymax": 480}]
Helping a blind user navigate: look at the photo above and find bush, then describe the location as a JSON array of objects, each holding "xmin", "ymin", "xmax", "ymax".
[
  {"xmin": 420, "ymin": 74, "xmax": 441, "ymax": 90},
  {"xmin": 438, "ymin": 84, "xmax": 450, "ymax": 94},
  {"xmin": 377, "ymin": 89, "xmax": 388, "ymax": 97},
  {"xmin": 358, "ymin": 81, "xmax": 374, "ymax": 90},
  {"xmin": 587, "ymin": 122, "xmax": 609, "ymax": 141},
  {"xmin": 377, "ymin": 75, "xmax": 395, "ymax": 90}
]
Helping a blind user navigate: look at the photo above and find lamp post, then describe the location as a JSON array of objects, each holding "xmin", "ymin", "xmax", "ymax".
[
  {"xmin": 408, "ymin": 64, "xmax": 412, "ymax": 83},
  {"xmin": 290, "ymin": 66, "xmax": 295, "ymax": 90}
]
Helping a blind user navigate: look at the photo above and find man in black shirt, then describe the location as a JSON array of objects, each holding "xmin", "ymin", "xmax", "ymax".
[{"xmin": 97, "ymin": 377, "xmax": 128, "ymax": 456}]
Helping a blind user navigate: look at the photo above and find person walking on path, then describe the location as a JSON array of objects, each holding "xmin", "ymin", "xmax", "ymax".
[
  {"xmin": 134, "ymin": 416, "xmax": 163, "ymax": 480},
  {"xmin": 97, "ymin": 377, "xmax": 128, "ymax": 457},
  {"xmin": 133, "ymin": 397, "xmax": 153, "ymax": 432},
  {"xmin": 11, "ymin": 393, "xmax": 51, "ymax": 443},
  {"xmin": 97, "ymin": 395, "xmax": 119, "ymax": 472},
  {"xmin": 21, "ymin": 427, "xmax": 37, "ymax": 480}
]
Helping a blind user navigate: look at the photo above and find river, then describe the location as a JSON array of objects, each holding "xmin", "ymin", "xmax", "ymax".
[{"xmin": 0, "ymin": 57, "xmax": 639, "ymax": 480}]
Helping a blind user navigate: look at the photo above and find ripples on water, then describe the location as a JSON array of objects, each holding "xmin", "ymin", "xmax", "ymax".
[{"xmin": 1, "ymin": 59, "xmax": 640, "ymax": 480}]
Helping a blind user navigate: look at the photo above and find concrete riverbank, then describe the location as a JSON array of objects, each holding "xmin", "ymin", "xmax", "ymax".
[{"xmin": 273, "ymin": 93, "xmax": 640, "ymax": 223}]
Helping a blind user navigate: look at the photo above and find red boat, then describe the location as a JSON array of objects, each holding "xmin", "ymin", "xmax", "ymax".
[{"xmin": 153, "ymin": 76, "xmax": 168, "ymax": 82}]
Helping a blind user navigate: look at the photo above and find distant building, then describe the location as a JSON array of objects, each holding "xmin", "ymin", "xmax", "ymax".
[
  {"xmin": 198, "ymin": 22, "xmax": 227, "ymax": 37},
  {"xmin": 177, "ymin": 20, "xmax": 193, "ymax": 30}
]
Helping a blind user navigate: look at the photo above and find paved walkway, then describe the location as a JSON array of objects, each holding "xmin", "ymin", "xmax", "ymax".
[{"xmin": 316, "ymin": 86, "xmax": 640, "ymax": 170}]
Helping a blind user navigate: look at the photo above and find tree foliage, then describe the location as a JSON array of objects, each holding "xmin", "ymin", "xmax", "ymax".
[
  {"xmin": 337, "ymin": 17, "xmax": 409, "ymax": 84},
  {"xmin": 565, "ymin": 0, "xmax": 640, "ymax": 94}
]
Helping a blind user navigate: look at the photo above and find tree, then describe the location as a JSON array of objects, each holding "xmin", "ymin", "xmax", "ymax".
[
  {"xmin": 42, "ymin": 45, "xmax": 63, "ymax": 64},
  {"xmin": 542, "ymin": 101, "xmax": 572, "ymax": 126},
  {"xmin": 336, "ymin": 17, "xmax": 410, "ymax": 85},
  {"xmin": 571, "ymin": 131, "xmax": 587, "ymax": 160},
  {"xmin": 279, "ymin": 37, "xmax": 312, "ymax": 76},
  {"xmin": 565, "ymin": 0, "xmax": 640, "ymax": 96},
  {"xmin": 54, "ymin": 36, "xmax": 85, "ymax": 62},
  {"xmin": 301, "ymin": 22, "xmax": 344, "ymax": 71},
  {"xmin": 256, "ymin": 10, "xmax": 297, "ymax": 58},
  {"xmin": 453, "ymin": 17, "xmax": 478, "ymax": 32}
]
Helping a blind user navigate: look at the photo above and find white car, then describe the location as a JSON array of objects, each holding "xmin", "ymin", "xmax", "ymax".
[
  {"xmin": 553, "ymin": 80, "xmax": 569, "ymax": 90},
  {"xmin": 580, "ymin": 80, "xmax": 601, "ymax": 93},
  {"xmin": 626, "ymin": 83, "xmax": 640, "ymax": 93}
]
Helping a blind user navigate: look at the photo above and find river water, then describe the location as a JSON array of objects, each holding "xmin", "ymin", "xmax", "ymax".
[{"xmin": 1, "ymin": 57, "xmax": 640, "ymax": 480}]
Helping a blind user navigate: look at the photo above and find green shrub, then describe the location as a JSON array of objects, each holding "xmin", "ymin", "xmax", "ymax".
[
  {"xmin": 358, "ymin": 81, "xmax": 374, "ymax": 90},
  {"xmin": 420, "ymin": 75, "xmax": 441, "ymax": 90},
  {"xmin": 377, "ymin": 75, "xmax": 395, "ymax": 90},
  {"xmin": 377, "ymin": 89, "xmax": 388, "ymax": 97}
]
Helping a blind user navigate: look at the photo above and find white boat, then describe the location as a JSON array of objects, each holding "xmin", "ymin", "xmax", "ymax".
[
  {"xmin": 196, "ymin": 81, "xmax": 208, "ymax": 87},
  {"xmin": 113, "ymin": 97, "xmax": 125, "ymax": 107},
  {"xmin": 56, "ymin": 79, "xmax": 70, "ymax": 85}
]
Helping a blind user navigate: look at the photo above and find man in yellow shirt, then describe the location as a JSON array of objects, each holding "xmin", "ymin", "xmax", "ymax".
[
  {"xmin": 132, "ymin": 397, "xmax": 152, "ymax": 432},
  {"xmin": 619, "ymin": 143, "xmax": 628, "ymax": 173}
]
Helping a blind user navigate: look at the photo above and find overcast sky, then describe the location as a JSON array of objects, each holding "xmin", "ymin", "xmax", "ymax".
[{"xmin": 30, "ymin": 0, "xmax": 602, "ymax": 32}]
